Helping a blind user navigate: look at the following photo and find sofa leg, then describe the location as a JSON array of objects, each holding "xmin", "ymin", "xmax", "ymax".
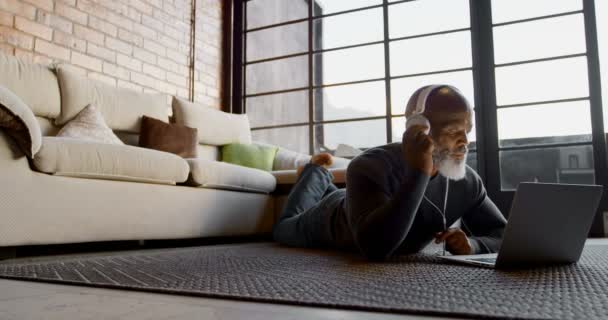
[{"xmin": 0, "ymin": 247, "xmax": 16, "ymax": 260}]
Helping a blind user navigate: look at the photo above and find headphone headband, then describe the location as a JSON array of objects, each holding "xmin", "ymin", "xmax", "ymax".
[{"xmin": 414, "ymin": 85, "xmax": 444, "ymax": 115}]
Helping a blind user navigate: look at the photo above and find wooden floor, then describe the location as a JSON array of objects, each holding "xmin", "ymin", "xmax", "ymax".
[
  {"xmin": 0, "ymin": 278, "xmax": 459, "ymax": 320},
  {"xmin": 1, "ymin": 239, "xmax": 606, "ymax": 320}
]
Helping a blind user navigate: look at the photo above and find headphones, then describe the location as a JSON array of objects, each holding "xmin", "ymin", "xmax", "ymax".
[{"xmin": 405, "ymin": 84, "xmax": 449, "ymax": 135}]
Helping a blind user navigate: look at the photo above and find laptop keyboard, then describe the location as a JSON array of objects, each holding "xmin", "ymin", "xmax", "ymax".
[{"xmin": 468, "ymin": 257, "xmax": 497, "ymax": 264}]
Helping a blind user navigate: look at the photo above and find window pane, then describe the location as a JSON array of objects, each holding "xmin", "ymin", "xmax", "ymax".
[
  {"xmin": 494, "ymin": 57, "xmax": 589, "ymax": 106},
  {"xmin": 391, "ymin": 115, "xmax": 477, "ymax": 144},
  {"xmin": 498, "ymin": 101, "xmax": 592, "ymax": 148},
  {"xmin": 247, "ymin": 22, "xmax": 307, "ymax": 61},
  {"xmin": 389, "ymin": 0, "xmax": 469, "ymax": 39},
  {"xmin": 314, "ymin": 8, "xmax": 383, "ymax": 51},
  {"xmin": 491, "ymin": 0, "xmax": 582, "ymax": 25},
  {"xmin": 314, "ymin": 81, "xmax": 386, "ymax": 122},
  {"xmin": 315, "ymin": 44, "xmax": 384, "ymax": 85},
  {"xmin": 246, "ymin": 0, "xmax": 308, "ymax": 30},
  {"xmin": 314, "ymin": 119, "xmax": 386, "ymax": 152},
  {"xmin": 500, "ymin": 145, "xmax": 594, "ymax": 191},
  {"xmin": 467, "ymin": 151, "xmax": 478, "ymax": 173},
  {"xmin": 314, "ymin": 0, "xmax": 381, "ymax": 16},
  {"xmin": 598, "ymin": 0, "xmax": 608, "ymax": 135},
  {"xmin": 390, "ymin": 31, "xmax": 472, "ymax": 77},
  {"xmin": 390, "ymin": 70, "xmax": 475, "ymax": 115},
  {"xmin": 247, "ymin": 90, "xmax": 309, "ymax": 128},
  {"xmin": 246, "ymin": 55, "xmax": 308, "ymax": 94},
  {"xmin": 493, "ymin": 14, "xmax": 586, "ymax": 65},
  {"xmin": 252, "ymin": 126, "xmax": 310, "ymax": 154}
]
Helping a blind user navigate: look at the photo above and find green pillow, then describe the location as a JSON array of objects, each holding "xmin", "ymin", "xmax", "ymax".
[{"xmin": 222, "ymin": 143, "xmax": 278, "ymax": 171}]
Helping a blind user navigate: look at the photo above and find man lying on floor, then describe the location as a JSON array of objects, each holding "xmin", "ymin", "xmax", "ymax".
[{"xmin": 272, "ymin": 84, "xmax": 507, "ymax": 261}]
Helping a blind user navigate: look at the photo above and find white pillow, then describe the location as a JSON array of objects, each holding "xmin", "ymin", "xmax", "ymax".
[
  {"xmin": 57, "ymin": 105, "xmax": 123, "ymax": 145},
  {"xmin": 172, "ymin": 97, "xmax": 251, "ymax": 146},
  {"xmin": 0, "ymin": 85, "xmax": 42, "ymax": 158}
]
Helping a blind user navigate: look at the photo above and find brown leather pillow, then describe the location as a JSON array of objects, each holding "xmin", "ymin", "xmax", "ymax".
[{"xmin": 139, "ymin": 115, "xmax": 198, "ymax": 158}]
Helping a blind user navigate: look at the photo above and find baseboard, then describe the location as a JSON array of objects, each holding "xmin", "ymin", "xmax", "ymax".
[{"xmin": 0, "ymin": 247, "xmax": 16, "ymax": 260}]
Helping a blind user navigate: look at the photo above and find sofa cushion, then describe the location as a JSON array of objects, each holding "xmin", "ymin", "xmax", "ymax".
[
  {"xmin": 172, "ymin": 97, "xmax": 251, "ymax": 146},
  {"xmin": 0, "ymin": 53, "xmax": 61, "ymax": 118},
  {"xmin": 55, "ymin": 66, "xmax": 169, "ymax": 132},
  {"xmin": 57, "ymin": 105, "xmax": 124, "ymax": 145},
  {"xmin": 184, "ymin": 158, "xmax": 276, "ymax": 193},
  {"xmin": 0, "ymin": 85, "xmax": 42, "ymax": 158},
  {"xmin": 33, "ymin": 137, "xmax": 189, "ymax": 185},
  {"xmin": 139, "ymin": 115, "xmax": 198, "ymax": 158},
  {"xmin": 271, "ymin": 168, "xmax": 347, "ymax": 185}
]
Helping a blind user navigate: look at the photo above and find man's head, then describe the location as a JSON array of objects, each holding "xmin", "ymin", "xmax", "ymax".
[{"xmin": 405, "ymin": 85, "xmax": 473, "ymax": 180}]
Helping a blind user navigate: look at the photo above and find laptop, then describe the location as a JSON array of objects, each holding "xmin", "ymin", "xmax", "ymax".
[{"xmin": 440, "ymin": 182, "xmax": 603, "ymax": 269}]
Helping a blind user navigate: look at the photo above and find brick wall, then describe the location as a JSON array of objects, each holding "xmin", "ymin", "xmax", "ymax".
[{"xmin": 0, "ymin": 0, "xmax": 224, "ymax": 109}]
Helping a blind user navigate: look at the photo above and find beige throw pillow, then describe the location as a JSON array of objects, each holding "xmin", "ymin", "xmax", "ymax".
[{"xmin": 57, "ymin": 105, "xmax": 123, "ymax": 145}]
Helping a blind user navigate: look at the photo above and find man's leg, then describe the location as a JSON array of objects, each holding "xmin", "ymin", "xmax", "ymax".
[{"xmin": 273, "ymin": 163, "xmax": 338, "ymax": 248}]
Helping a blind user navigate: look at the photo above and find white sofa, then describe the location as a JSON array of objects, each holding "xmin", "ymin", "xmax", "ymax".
[{"xmin": 0, "ymin": 53, "xmax": 349, "ymax": 249}]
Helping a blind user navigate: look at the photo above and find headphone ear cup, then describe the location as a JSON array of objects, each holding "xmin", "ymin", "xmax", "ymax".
[{"xmin": 405, "ymin": 114, "xmax": 431, "ymax": 135}]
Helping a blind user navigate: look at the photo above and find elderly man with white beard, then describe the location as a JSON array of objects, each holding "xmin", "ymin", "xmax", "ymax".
[{"xmin": 272, "ymin": 85, "xmax": 507, "ymax": 261}]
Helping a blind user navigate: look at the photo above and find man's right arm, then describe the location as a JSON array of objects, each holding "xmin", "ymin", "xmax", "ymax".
[{"xmin": 345, "ymin": 158, "xmax": 430, "ymax": 261}]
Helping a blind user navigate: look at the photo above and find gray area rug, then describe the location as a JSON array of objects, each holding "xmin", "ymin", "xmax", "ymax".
[{"xmin": 1, "ymin": 242, "xmax": 608, "ymax": 320}]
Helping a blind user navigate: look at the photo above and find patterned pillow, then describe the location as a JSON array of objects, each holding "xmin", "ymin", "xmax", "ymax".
[{"xmin": 57, "ymin": 104, "xmax": 123, "ymax": 145}]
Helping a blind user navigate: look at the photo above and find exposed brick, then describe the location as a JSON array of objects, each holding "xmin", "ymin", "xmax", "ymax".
[
  {"xmin": 116, "ymin": 53, "xmax": 142, "ymax": 71},
  {"xmin": 117, "ymin": 79, "xmax": 143, "ymax": 92},
  {"xmin": 105, "ymin": 37, "xmax": 132, "ymax": 55},
  {"xmin": 130, "ymin": 71, "xmax": 158, "ymax": 90},
  {"xmin": 126, "ymin": 7, "xmax": 142, "ymax": 23},
  {"xmin": 14, "ymin": 48, "xmax": 33, "ymax": 61},
  {"xmin": 35, "ymin": 39, "xmax": 70, "ymax": 60},
  {"xmin": 36, "ymin": 11, "xmax": 72, "ymax": 34},
  {"xmin": 143, "ymin": 39, "xmax": 166, "ymax": 57},
  {"xmin": 55, "ymin": 3, "xmax": 88, "ymax": 25},
  {"xmin": 0, "ymin": 26, "xmax": 34, "ymax": 50},
  {"xmin": 73, "ymin": 24, "xmax": 104, "ymax": 46},
  {"xmin": 76, "ymin": 0, "xmax": 108, "ymax": 20},
  {"xmin": 133, "ymin": 47, "xmax": 156, "ymax": 64},
  {"xmin": 106, "ymin": 11, "xmax": 132, "ymax": 31},
  {"xmin": 143, "ymin": 63, "xmax": 165, "ymax": 80},
  {"xmin": 166, "ymin": 71, "xmax": 187, "ymax": 87},
  {"xmin": 87, "ymin": 42, "xmax": 115, "ymax": 62},
  {"xmin": 71, "ymin": 50, "xmax": 102, "ymax": 72},
  {"xmin": 53, "ymin": 31, "xmax": 86, "ymax": 52},
  {"xmin": 23, "ymin": 0, "xmax": 53, "ymax": 12},
  {"xmin": 89, "ymin": 16, "xmax": 117, "ymax": 37},
  {"xmin": 129, "ymin": 0, "xmax": 154, "ymax": 16},
  {"xmin": 0, "ymin": 42, "xmax": 14, "ymax": 55},
  {"xmin": 141, "ymin": 14, "xmax": 163, "ymax": 32},
  {"xmin": 0, "ymin": 0, "xmax": 37, "ymax": 20},
  {"xmin": 0, "ymin": 11, "xmax": 13, "ymax": 26},
  {"xmin": 117, "ymin": 28, "xmax": 143, "ymax": 47},
  {"xmin": 88, "ymin": 71, "xmax": 116, "ymax": 86},
  {"xmin": 103, "ymin": 62, "xmax": 130, "ymax": 80},
  {"xmin": 15, "ymin": 16, "xmax": 53, "ymax": 41},
  {"xmin": 132, "ymin": 23, "xmax": 156, "ymax": 40}
]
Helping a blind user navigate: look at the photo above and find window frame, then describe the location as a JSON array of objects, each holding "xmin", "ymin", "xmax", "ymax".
[{"xmin": 231, "ymin": 0, "xmax": 608, "ymax": 236}]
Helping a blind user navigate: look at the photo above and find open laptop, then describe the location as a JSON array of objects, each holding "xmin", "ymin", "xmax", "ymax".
[{"xmin": 440, "ymin": 182, "xmax": 603, "ymax": 269}]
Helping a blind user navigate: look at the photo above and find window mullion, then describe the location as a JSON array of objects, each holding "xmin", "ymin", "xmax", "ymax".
[{"xmin": 383, "ymin": 0, "xmax": 392, "ymax": 143}]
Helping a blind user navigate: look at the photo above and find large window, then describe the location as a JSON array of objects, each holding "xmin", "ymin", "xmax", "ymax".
[
  {"xmin": 243, "ymin": 0, "xmax": 478, "ymax": 170},
  {"xmin": 236, "ymin": 0, "xmax": 608, "ymax": 232}
]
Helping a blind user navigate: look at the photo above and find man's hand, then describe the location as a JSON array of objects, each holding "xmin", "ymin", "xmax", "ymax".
[
  {"xmin": 402, "ymin": 124, "xmax": 434, "ymax": 176},
  {"xmin": 435, "ymin": 228, "xmax": 473, "ymax": 255}
]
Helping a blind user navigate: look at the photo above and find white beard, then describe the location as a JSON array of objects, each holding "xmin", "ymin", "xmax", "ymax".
[{"xmin": 433, "ymin": 149, "xmax": 467, "ymax": 181}]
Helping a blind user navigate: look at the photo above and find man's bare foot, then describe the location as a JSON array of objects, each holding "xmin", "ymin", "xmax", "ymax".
[{"xmin": 296, "ymin": 153, "xmax": 333, "ymax": 177}]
